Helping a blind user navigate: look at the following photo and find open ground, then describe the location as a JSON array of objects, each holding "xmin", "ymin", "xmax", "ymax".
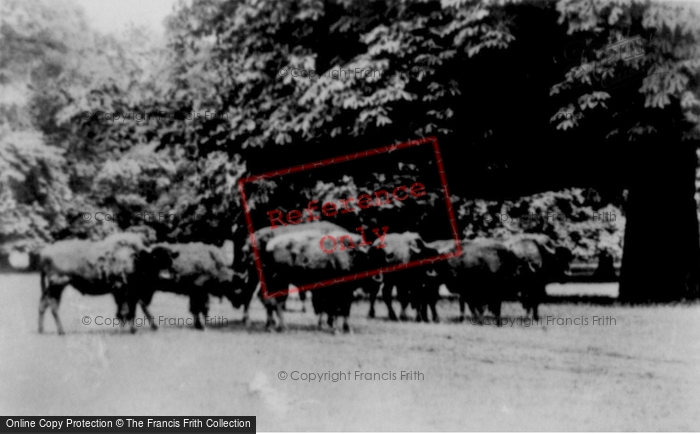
[{"xmin": 1, "ymin": 273, "xmax": 698, "ymax": 430}]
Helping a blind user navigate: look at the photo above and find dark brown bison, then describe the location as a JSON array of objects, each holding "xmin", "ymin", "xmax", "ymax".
[
  {"xmin": 145, "ymin": 241, "xmax": 251, "ymax": 330},
  {"xmin": 365, "ymin": 232, "xmax": 440, "ymax": 322},
  {"xmin": 426, "ymin": 235, "xmax": 572, "ymax": 324},
  {"xmin": 241, "ymin": 221, "xmax": 370, "ymax": 332},
  {"xmin": 38, "ymin": 232, "xmax": 177, "ymax": 335},
  {"xmin": 502, "ymin": 234, "xmax": 572, "ymax": 320},
  {"xmin": 416, "ymin": 239, "xmax": 462, "ymax": 323},
  {"xmin": 438, "ymin": 238, "xmax": 520, "ymax": 326},
  {"xmin": 267, "ymin": 227, "xmax": 369, "ymax": 333}
]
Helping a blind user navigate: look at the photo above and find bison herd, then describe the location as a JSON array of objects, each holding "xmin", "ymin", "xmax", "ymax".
[{"xmin": 37, "ymin": 221, "xmax": 572, "ymax": 335}]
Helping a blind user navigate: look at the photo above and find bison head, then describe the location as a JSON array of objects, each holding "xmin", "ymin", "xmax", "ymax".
[
  {"xmin": 138, "ymin": 246, "xmax": 180, "ymax": 281},
  {"xmin": 367, "ymin": 232, "xmax": 442, "ymax": 292},
  {"xmin": 370, "ymin": 232, "xmax": 430, "ymax": 265}
]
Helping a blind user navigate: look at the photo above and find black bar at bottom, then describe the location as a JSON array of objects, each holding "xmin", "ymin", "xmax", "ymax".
[{"xmin": 1, "ymin": 417, "xmax": 256, "ymax": 432}]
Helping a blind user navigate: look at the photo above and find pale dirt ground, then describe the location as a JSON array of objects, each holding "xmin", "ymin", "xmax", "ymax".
[{"xmin": 1, "ymin": 273, "xmax": 699, "ymax": 431}]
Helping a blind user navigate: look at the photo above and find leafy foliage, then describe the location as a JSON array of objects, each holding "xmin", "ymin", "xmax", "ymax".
[{"xmin": 457, "ymin": 188, "xmax": 625, "ymax": 262}]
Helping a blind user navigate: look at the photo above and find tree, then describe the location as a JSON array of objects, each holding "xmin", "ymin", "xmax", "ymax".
[
  {"xmin": 159, "ymin": 0, "xmax": 521, "ymax": 256},
  {"xmin": 552, "ymin": 1, "xmax": 700, "ymax": 301},
  {"xmin": 0, "ymin": 0, "xmax": 86, "ymax": 251}
]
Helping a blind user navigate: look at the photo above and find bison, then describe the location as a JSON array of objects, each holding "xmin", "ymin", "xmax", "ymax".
[
  {"xmin": 265, "ymin": 227, "xmax": 369, "ymax": 333},
  {"xmin": 415, "ymin": 239, "xmax": 462, "ymax": 323},
  {"xmin": 144, "ymin": 241, "xmax": 251, "ymax": 330},
  {"xmin": 38, "ymin": 232, "xmax": 177, "ymax": 335},
  {"xmin": 365, "ymin": 232, "xmax": 440, "ymax": 322},
  {"xmin": 432, "ymin": 238, "xmax": 520, "ymax": 326},
  {"xmin": 425, "ymin": 235, "xmax": 571, "ymax": 325},
  {"xmin": 502, "ymin": 234, "xmax": 572, "ymax": 320},
  {"xmin": 242, "ymin": 221, "xmax": 370, "ymax": 332}
]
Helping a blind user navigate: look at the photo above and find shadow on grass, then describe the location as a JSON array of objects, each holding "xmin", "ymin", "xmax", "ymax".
[{"xmin": 543, "ymin": 294, "xmax": 617, "ymax": 305}]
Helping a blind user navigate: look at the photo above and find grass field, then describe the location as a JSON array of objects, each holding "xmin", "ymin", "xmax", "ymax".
[{"xmin": 1, "ymin": 273, "xmax": 699, "ymax": 430}]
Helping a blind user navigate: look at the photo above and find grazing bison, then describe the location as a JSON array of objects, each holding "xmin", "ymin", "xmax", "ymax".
[
  {"xmin": 417, "ymin": 239, "xmax": 462, "ymax": 323},
  {"xmin": 502, "ymin": 234, "xmax": 572, "ymax": 320},
  {"xmin": 438, "ymin": 238, "xmax": 520, "ymax": 326},
  {"xmin": 366, "ymin": 232, "xmax": 439, "ymax": 322},
  {"xmin": 424, "ymin": 235, "xmax": 571, "ymax": 324},
  {"xmin": 265, "ymin": 227, "xmax": 369, "ymax": 333},
  {"xmin": 243, "ymin": 221, "xmax": 370, "ymax": 332},
  {"xmin": 38, "ymin": 232, "xmax": 177, "ymax": 335},
  {"xmin": 146, "ymin": 241, "xmax": 251, "ymax": 330}
]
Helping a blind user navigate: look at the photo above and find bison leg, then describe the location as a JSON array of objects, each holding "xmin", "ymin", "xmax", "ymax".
[
  {"xmin": 458, "ymin": 296, "xmax": 466, "ymax": 323},
  {"xmin": 38, "ymin": 296, "xmax": 49, "ymax": 334},
  {"xmin": 467, "ymin": 302, "xmax": 484, "ymax": 325},
  {"xmin": 275, "ymin": 301, "xmax": 286, "ymax": 332},
  {"xmin": 430, "ymin": 301, "xmax": 440, "ymax": 323},
  {"xmin": 381, "ymin": 283, "xmax": 398, "ymax": 321},
  {"xmin": 299, "ymin": 290, "xmax": 307, "ymax": 313},
  {"xmin": 136, "ymin": 288, "xmax": 158, "ymax": 330},
  {"xmin": 260, "ymin": 295, "xmax": 279, "ymax": 331},
  {"xmin": 367, "ymin": 287, "xmax": 377, "ymax": 318},
  {"xmin": 476, "ymin": 307, "xmax": 486, "ymax": 325},
  {"xmin": 41, "ymin": 283, "xmax": 65, "ymax": 335},
  {"xmin": 397, "ymin": 286, "xmax": 411, "ymax": 321},
  {"xmin": 48, "ymin": 296, "xmax": 65, "ymax": 335},
  {"xmin": 263, "ymin": 295, "xmax": 287, "ymax": 332},
  {"xmin": 138, "ymin": 301, "xmax": 158, "ymax": 330},
  {"xmin": 520, "ymin": 283, "xmax": 544, "ymax": 321},
  {"xmin": 327, "ymin": 314, "xmax": 348, "ymax": 335},
  {"xmin": 264, "ymin": 305, "xmax": 275, "ymax": 331},
  {"xmin": 241, "ymin": 302, "xmax": 250, "ymax": 326},
  {"xmin": 367, "ymin": 275, "xmax": 382, "ymax": 318},
  {"xmin": 338, "ymin": 289, "xmax": 353, "ymax": 333},
  {"xmin": 342, "ymin": 316, "xmax": 351, "ymax": 334},
  {"xmin": 488, "ymin": 301, "xmax": 502, "ymax": 327},
  {"xmin": 113, "ymin": 293, "xmax": 127, "ymax": 323},
  {"xmin": 189, "ymin": 294, "xmax": 208, "ymax": 330},
  {"xmin": 414, "ymin": 295, "xmax": 429, "ymax": 323},
  {"xmin": 425, "ymin": 281, "xmax": 440, "ymax": 323},
  {"xmin": 531, "ymin": 285, "xmax": 546, "ymax": 321},
  {"xmin": 120, "ymin": 294, "xmax": 139, "ymax": 334},
  {"xmin": 39, "ymin": 273, "xmax": 65, "ymax": 335},
  {"xmin": 413, "ymin": 302, "xmax": 422, "ymax": 322},
  {"xmin": 399, "ymin": 303, "xmax": 408, "ymax": 321}
]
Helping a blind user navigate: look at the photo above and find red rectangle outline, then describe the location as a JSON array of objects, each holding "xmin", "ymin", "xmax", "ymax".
[{"xmin": 237, "ymin": 136, "xmax": 463, "ymax": 299}]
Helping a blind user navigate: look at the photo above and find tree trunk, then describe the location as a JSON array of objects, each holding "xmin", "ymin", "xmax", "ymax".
[{"xmin": 619, "ymin": 139, "xmax": 700, "ymax": 302}]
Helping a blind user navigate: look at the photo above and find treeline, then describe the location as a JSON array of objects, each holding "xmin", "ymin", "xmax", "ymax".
[{"xmin": 1, "ymin": 0, "xmax": 699, "ymax": 299}]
